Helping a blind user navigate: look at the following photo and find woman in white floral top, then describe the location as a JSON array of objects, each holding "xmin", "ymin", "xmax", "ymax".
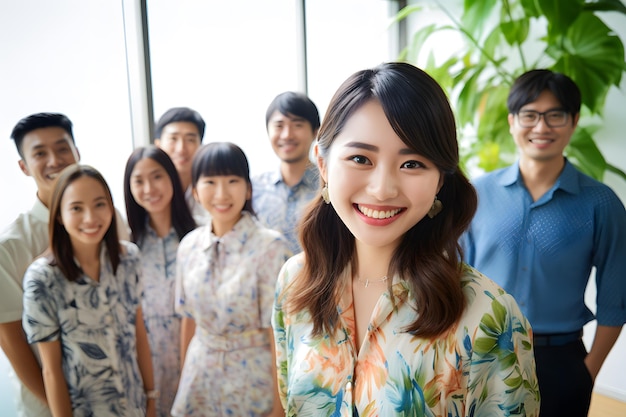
[
  {"xmin": 172, "ymin": 142, "xmax": 291, "ymax": 417},
  {"xmin": 22, "ymin": 165, "xmax": 156, "ymax": 417},
  {"xmin": 124, "ymin": 146, "xmax": 197, "ymax": 417},
  {"xmin": 271, "ymin": 63, "xmax": 540, "ymax": 416}
]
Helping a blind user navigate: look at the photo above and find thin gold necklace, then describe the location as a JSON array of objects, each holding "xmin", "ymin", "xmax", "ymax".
[{"xmin": 357, "ymin": 275, "xmax": 388, "ymax": 288}]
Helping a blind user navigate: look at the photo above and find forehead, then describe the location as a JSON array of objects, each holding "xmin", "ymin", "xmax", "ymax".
[
  {"xmin": 131, "ymin": 157, "xmax": 167, "ymax": 176},
  {"xmin": 62, "ymin": 176, "xmax": 107, "ymax": 201},
  {"xmin": 521, "ymin": 90, "xmax": 563, "ymax": 110},
  {"xmin": 22, "ymin": 126, "xmax": 74, "ymax": 150},
  {"xmin": 161, "ymin": 121, "xmax": 200, "ymax": 136},
  {"xmin": 268, "ymin": 111, "xmax": 307, "ymax": 125}
]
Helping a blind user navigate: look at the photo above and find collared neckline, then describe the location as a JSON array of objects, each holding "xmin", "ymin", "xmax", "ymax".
[
  {"xmin": 31, "ymin": 197, "xmax": 50, "ymax": 224},
  {"xmin": 497, "ymin": 159, "xmax": 580, "ymax": 195},
  {"xmin": 198, "ymin": 211, "xmax": 255, "ymax": 251},
  {"xmin": 269, "ymin": 164, "xmax": 319, "ymax": 188}
]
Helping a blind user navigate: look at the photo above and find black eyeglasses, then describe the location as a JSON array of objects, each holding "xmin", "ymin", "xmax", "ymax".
[{"xmin": 516, "ymin": 110, "xmax": 569, "ymax": 128}]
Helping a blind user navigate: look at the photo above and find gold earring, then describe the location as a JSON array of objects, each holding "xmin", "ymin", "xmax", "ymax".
[
  {"xmin": 321, "ymin": 184, "xmax": 330, "ymax": 204},
  {"xmin": 427, "ymin": 196, "xmax": 443, "ymax": 218}
]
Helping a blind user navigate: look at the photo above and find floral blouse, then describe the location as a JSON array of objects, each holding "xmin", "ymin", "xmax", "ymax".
[
  {"xmin": 137, "ymin": 225, "xmax": 181, "ymax": 417},
  {"xmin": 172, "ymin": 212, "xmax": 291, "ymax": 416},
  {"xmin": 272, "ymin": 255, "xmax": 540, "ymax": 417},
  {"xmin": 22, "ymin": 241, "xmax": 146, "ymax": 417}
]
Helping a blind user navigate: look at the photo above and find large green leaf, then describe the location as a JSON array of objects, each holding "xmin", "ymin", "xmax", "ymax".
[
  {"xmin": 565, "ymin": 127, "xmax": 607, "ymax": 180},
  {"xmin": 461, "ymin": 0, "xmax": 498, "ymax": 39},
  {"xmin": 520, "ymin": 0, "xmax": 540, "ymax": 17},
  {"xmin": 552, "ymin": 13, "xmax": 625, "ymax": 113},
  {"xmin": 500, "ymin": 17, "xmax": 530, "ymax": 46},
  {"xmin": 456, "ymin": 67, "xmax": 484, "ymax": 126},
  {"xmin": 538, "ymin": 0, "xmax": 584, "ymax": 39}
]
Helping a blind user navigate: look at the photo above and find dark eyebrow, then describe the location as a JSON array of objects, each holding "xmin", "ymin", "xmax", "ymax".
[
  {"xmin": 344, "ymin": 141, "xmax": 379, "ymax": 152},
  {"xmin": 344, "ymin": 141, "xmax": 418, "ymax": 156}
]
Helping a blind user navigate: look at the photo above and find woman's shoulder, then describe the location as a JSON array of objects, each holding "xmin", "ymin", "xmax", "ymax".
[
  {"xmin": 119, "ymin": 240, "xmax": 140, "ymax": 258},
  {"xmin": 276, "ymin": 254, "xmax": 304, "ymax": 284},
  {"xmin": 458, "ymin": 264, "xmax": 528, "ymax": 327},
  {"xmin": 25, "ymin": 256, "xmax": 56, "ymax": 281}
]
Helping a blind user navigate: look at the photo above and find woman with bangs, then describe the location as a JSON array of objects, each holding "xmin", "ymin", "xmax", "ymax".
[
  {"xmin": 171, "ymin": 142, "xmax": 291, "ymax": 417},
  {"xmin": 124, "ymin": 146, "xmax": 197, "ymax": 417},
  {"xmin": 271, "ymin": 63, "xmax": 540, "ymax": 416}
]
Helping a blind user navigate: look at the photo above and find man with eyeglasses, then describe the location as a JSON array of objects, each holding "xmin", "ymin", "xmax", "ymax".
[{"xmin": 461, "ymin": 69, "xmax": 626, "ymax": 416}]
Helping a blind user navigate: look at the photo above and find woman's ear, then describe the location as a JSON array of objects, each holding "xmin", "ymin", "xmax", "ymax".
[
  {"xmin": 192, "ymin": 187, "xmax": 200, "ymax": 203},
  {"xmin": 315, "ymin": 144, "xmax": 327, "ymax": 183}
]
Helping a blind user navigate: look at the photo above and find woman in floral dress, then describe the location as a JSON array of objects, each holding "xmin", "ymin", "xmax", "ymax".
[
  {"xmin": 124, "ymin": 146, "xmax": 196, "ymax": 417},
  {"xmin": 271, "ymin": 63, "xmax": 540, "ymax": 416},
  {"xmin": 22, "ymin": 164, "xmax": 156, "ymax": 417},
  {"xmin": 172, "ymin": 142, "xmax": 291, "ymax": 416}
]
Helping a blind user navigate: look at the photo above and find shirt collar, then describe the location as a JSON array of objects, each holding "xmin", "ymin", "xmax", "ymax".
[
  {"xmin": 498, "ymin": 161, "xmax": 523, "ymax": 187},
  {"xmin": 554, "ymin": 159, "xmax": 580, "ymax": 195},
  {"xmin": 270, "ymin": 164, "xmax": 319, "ymax": 187},
  {"xmin": 498, "ymin": 159, "xmax": 580, "ymax": 195},
  {"xmin": 31, "ymin": 197, "xmax": 49, "ymax": 223},
  {"xmin": 198, "ymin": 211, "xmax": 254, "ymax": 252}
]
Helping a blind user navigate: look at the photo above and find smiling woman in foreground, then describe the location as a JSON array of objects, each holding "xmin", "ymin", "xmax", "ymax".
[{"xmin": 271, "ymin": 62, "xmax": 540, "ymax": 416}]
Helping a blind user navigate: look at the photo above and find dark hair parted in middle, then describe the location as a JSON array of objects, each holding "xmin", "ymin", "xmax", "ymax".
[
  {"xmin": 191, "ymin": 142, "xmax": 255, "ymax": 216},
  {"xmin": 48, "ymin": 164, "xmax": 120, "ymax": 282},
  {"xmin": 123, "ymin": 145, "xmax": 196, "ymax": 244},
  {"xmin": 287, "ymin": 62, "xmax": 478, "ymax": 337}
]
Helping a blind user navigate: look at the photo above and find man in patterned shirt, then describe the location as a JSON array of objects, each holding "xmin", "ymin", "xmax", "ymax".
[{"xmin": 252, "ymin": 92, "xmax": 320, "ymax": 254}]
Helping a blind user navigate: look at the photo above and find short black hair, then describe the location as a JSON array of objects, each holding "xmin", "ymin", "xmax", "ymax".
[
  {"xmin": 265, "ymin": 92, "xmax": 320, "ymax": 132},
  {"xmin": 154, "ymin": 107, "xmax": 205, "ymax": 141},
  {"xmin": 191, "ymin": 142, "xmax": 255, "ymax": 216},
  {"xmin": 10, "ymin": 113, "xmax": 75, "ymax": 158},
  {"xmin": 507, "ymin": 69, "xmax": 581, "ymax": 117}
]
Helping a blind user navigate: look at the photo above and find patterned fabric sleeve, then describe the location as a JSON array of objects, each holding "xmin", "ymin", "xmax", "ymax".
[
  {"xmin": 466, "ymin": 290, "xmax": 540, "ymax": 416},
  {"xmin": 124, "ymin": 242, "xmax": 143, "ymax": 312},
  {"xmin": 271, "ymin": 255, "xmax": 300, "ymax": 409},
  {"xmin": 22, "ymin": 260, "xmax": 61, "ymax": 344},
  {"xmin": 174, "ymin": 235, "xmax": 192, "ymax": 318},
  {"xmin": 258, "ymin": 235, "xmax": 292, "ymax": 328}
]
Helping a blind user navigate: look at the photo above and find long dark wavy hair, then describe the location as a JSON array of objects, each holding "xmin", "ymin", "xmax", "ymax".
[
  {"xmin": 48, "ymin": 164, "xmax": 120, "ymax": 282},
  {"xmin": 286, "ymin": 62, "xmax": 478, "ymax": 337},
  {"xmin": 123, "ymin": 145, "xmax": 196, "ymax": 244}
]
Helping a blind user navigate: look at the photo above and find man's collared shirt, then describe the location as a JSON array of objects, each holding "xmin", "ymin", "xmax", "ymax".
[
  {"xmin": 252, "ymin": 164, "xmax": 319, "ymax": 254},
  {"xmin": 462, "ymin": 160, "xmax": 626, "ymax": 333}
]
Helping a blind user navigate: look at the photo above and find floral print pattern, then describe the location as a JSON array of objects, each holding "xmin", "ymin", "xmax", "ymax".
[
  {"xmin": 272, "ymin": 255, "xmax": 540, "ymax": 417},
  {"xmin": 22, "ymin": 241, "xmax": 146, "ymax": 417},
  {"xmin": 138, "ymin": 225, "xmax": 181, "ymax": 417},
  {"xmin": 172, "ymin": 212, "xmax": 291, "ymax": 416}
]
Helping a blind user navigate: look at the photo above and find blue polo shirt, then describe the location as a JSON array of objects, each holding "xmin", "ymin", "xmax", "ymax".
[{"xmin": 462, "ymin": 159, "xmax": 626, "ymax": 334}]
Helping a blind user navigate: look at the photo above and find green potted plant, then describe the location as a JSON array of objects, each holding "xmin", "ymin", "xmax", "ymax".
[{"xmin": 396, "ymin": 0, "xmax": 626, "ymax": 181}]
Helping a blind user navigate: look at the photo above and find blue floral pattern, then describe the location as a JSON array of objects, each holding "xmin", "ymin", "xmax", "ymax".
[
  {"xmin": 22, "ymin": 241, "xmax": 146, "ymax": 417},
  {"xmin": 172, "ymin": 212, "xmax": 291, "ymax": 416},
  {"xmin": 138, "ymin": 225, "xmax": 182, "ymax": 417}
]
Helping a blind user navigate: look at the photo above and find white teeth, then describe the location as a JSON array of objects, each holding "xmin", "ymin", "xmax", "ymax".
[
  {"xmin": 82, "ymin": 228, "xmax": 99, "ymax": 233},
  {"xmin": 48, "ymin": 173, "xmax": 59, "ymax": 179},
  {"xmin": 358, "ymin": 205, "xmax": 401, "ymax": 219},
  {"xmin": 530, "ymin": 139, "xmax": 552, "ymax": 144}
]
